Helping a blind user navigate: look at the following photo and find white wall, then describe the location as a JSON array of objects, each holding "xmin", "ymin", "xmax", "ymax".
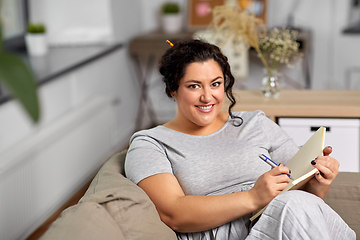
[
  {"xmin": 29, "ymin": 0, "xmax": 143, "ymax": 44},
  {"xmin": 332, "ymin": 0, "xmax": 360, "ymax": 90},
  {"xmin": 267, "ymin": 0, "xmax": 360, "ymax": 90},
  {"xmin": 29, "ymin": 0, "xmax": 113, "ymax": 44},
  {"xmin": 111, "ymin": 0, "xmax": 143, "ymax": 42}
]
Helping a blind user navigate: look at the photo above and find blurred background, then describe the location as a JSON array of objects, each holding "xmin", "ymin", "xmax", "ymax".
[{"xmin": 1, "ymin": 0, "xmax": 360, "ymax": 239}]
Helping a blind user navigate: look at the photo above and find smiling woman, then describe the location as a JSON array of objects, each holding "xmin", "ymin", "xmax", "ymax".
[
  {"xmin": 159, "ymin": 39, "xmax": 242, "ymax": 134},
  {"xmin": 165, "ymin": 60, "xmax": 226, "ymax": 135},
  {"xmin": 124, "ymin": 39, "xmax": 355, "ymax": 240}
]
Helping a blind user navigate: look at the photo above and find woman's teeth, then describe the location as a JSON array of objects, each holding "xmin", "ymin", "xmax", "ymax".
[{"xmin": 197, "ymin": 105, "xmax": 213, "ymax": 109}]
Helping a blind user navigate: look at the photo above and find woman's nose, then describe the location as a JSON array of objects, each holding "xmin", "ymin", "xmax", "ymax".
[{"xmin": 200, "ymin": 88, "xmax": 212, "ymax": 102}]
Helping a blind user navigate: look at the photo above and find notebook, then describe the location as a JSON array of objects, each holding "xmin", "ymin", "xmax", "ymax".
[{"xmin": 250, "ymin": 126, "xmax": 326, "ymax": 221}]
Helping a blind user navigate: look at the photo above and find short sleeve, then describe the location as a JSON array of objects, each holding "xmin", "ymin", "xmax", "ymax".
[
  {"xmin": 124, "ymin": 133, "xmax": 174, "ymax": 184},
  {"xmin": 258, "ymin": 112, "xmax": 299, "ymax": 165}
]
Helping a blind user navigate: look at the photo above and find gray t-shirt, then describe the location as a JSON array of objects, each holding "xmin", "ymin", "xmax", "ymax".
[{"xmin": 125, "ymin": 110, "xmax": 299, "ymax": 239}]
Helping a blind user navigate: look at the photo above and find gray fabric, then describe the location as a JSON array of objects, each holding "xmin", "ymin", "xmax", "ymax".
[
  {"xmin": 125, "ymin": 110, "xmax": 299, "ymax": 195},
  {"xmin": 125, "ymin": 111, "xmax": 299, "ymax": 239},
  {"xmin": 248, "ymin": 190, "xmax": 356, "ymax": 240}
]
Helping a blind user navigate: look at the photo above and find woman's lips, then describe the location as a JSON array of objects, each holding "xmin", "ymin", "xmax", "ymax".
[{"xmin": 196, "ymin": 104, "xmax": 215, "ymax": 113}]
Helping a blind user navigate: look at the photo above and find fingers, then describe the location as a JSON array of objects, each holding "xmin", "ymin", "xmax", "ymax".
[
  {"xmin": 270, "ymin": 163, "xmax": 291, "ymax": 178},
  {"xmin": 322, "ymin": 146, "xmax": 332, "ymax": 156},
  {"xmin": 313, "ymin": 169, "xmax": 332, "ymax": 184},
  {"xmin": 313, "ymin": 160, "xmax": 332, "ymax": 177},
  {"xmin": 311, "ymin": 155, "xmax": 339, "ymax": 182},
  {"xmin": 265, "ymin": 165, "xmax": 291, "ymax": 190},
  {"xmin": 313, "ymin": 156, "xmax": 339, "ymax": 173}
]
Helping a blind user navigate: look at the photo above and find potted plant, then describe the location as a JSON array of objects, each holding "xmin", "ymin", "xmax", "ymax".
[
  {"xmin": 161, "ymin": 2, "xmax": 183, "ymax": 33},
  {"xmin": 25, "ymin": 23, "xmax": 48, "ymax": 56}
]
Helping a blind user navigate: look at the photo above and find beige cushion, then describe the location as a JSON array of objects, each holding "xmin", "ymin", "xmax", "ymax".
[
  {"xmin": 80, "ymin": 150, "xmax": 177, "ymax": 240},
  {"xmin": 40, "ymin": 202, "xmax": 125, "ymax": 240},
  {"xmin": 324, "ymin": 172, "xmax": 360, "ymax": 237}
]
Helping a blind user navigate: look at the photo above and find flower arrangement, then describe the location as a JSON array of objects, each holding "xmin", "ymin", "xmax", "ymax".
[
  {"xmin": 210, "ymin": 5, "xmax": 303, "ymax": 78},
  {"xmin": 211, "ymin": 5, "xmax": 266, "ymax": 55},
  {"xmin": 258, "ymin": 27, "xmax": 303, "ymax": 76}
]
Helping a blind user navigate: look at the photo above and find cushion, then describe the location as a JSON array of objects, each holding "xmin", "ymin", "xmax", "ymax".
[
  {"xmin": 40, "ymin": 202, "xmax": 125, "ymax": 240},
  {"xmin": 324, "ymin": 172, "xmax": 360, "ymax": 237},
  {"xmin": 80, "ymin": 150, "xmax": 177, "ymax": 240}
]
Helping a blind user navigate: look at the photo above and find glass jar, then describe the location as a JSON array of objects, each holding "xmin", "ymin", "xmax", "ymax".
[{"xmin": 261, "ymin": 69, "xmax": 281, "ymax": 98}]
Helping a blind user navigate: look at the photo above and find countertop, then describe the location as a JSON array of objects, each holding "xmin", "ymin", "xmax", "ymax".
[{"xmin": 0, "ymin": 43, "xmax": 123, "ymax": 105}]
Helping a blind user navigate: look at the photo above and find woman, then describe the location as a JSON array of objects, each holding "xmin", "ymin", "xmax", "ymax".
[{"xmin": 125, "ymin": 39, "xmax": 355, "ymax": 239}]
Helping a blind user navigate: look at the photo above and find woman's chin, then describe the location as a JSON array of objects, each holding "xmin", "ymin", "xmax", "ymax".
[{"xmin": 192, "ymin": 113, "xmax": 219, "ymax": 128}]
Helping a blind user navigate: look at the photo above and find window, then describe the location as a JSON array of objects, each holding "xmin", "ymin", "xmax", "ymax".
[{"xmin": 2, "ymin": 0, "xmax": 28, "ymax": 52}]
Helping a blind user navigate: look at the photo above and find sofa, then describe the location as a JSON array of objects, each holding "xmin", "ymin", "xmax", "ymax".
[{"xmin": 41, "ymin": 150, "xmax": 360, "ymax": 239}]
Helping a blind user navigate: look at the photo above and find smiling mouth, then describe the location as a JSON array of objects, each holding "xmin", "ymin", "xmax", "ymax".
[{"xmin": 196, "ymin": 104, "xmax": 214, "ymax": 110}]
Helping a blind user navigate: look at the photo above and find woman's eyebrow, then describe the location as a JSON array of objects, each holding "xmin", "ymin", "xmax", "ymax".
[
  {"xmin": 185, "ymin": 76, "xmax": 223, "ymax": 84},
  {"xmin": 184, "ymin": 80, "xmax": 202, "ymax": 84},
  {"xmin": 211, "ymin": 76, "xmax": 223, "ymax": 82}
]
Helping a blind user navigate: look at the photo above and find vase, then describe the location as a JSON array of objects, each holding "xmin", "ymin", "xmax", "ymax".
[
  {"xmin": 162, "ymin": 13, "xmax": 183, "ymax": 33},
  {"xmin": 261, "ymin": 69, "xmax": 281, "ymax": 98},
  {"xmin": 25, "ymin": 33, "xmax": 48, "ymax": 56}
]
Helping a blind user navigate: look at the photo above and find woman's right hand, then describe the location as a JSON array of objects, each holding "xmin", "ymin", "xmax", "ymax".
[{"xmin": 249, "ymin": 164, "xmax": 291, "ymax": 209}]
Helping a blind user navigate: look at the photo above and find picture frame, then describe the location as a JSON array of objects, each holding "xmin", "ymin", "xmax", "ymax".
[
  {"xmin": 187, "ymin": 0, "xmax": 267, "ymax": 30},
  {"xmin": 187, "ymin": 0, "xmax": 225, "ymax": 30}
]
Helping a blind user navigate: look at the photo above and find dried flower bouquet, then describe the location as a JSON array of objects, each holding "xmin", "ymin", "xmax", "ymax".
[
  {"xmin": 259, "ymin": 27, "xmax": 303, "ymax": 75},
  {"xmin": 210, "ymin": 5, "xmax": 303, "ymax": 77}
]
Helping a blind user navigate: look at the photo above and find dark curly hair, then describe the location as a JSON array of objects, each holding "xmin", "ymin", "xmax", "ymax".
[{"xmin": 159, "ymin": 39, "xmax": 242, "ymax": 126}]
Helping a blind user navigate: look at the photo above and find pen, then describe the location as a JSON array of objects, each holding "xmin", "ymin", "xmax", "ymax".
[{"xmin": 259, "ymin": 154, "xmax": 291, "ymax": 178}]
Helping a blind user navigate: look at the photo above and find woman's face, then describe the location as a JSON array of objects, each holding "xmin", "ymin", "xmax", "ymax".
[{"xmin": 172, "ymin": 59, "xmax": 225, "ymax": 128}]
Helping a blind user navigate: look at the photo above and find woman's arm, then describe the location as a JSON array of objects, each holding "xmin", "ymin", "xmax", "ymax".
[
  {"xmin": 302, "ymin": 146, "xmax": 339, "ymax": 199},
  {"xmin": 138, "ymin": 165, "xmax": 291, "ymax": 233}
]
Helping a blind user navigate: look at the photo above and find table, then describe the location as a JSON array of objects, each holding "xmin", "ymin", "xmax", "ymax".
[{"xmin": 224, "ymin": 90, "xmax": 360, "ymax": 121}]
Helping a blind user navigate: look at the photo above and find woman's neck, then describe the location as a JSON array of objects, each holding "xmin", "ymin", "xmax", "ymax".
[{"xmin": 163, "ymin": 112, "xmax": 229, "ymax": 136}]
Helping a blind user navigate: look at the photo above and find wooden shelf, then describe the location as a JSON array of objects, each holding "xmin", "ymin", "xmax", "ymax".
[{"xmin": 223, "ymin": 90, "xmax": 360, "ymax": 121}]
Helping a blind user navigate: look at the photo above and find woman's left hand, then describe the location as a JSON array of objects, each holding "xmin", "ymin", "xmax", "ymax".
[{"xmin": 305, "ymin": 146, "xmax": 340, "ymax": 198}]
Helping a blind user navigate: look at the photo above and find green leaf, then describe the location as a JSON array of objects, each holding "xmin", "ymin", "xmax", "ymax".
[
  {"xmin": 0, "ymin": 18, "xmax": 3, "ymax": 52},
  {"xmin": 162, "ymin": 3, "xmax": 180, "ymax": 14},
  {"xmin": 0, "ymin": 52, "xmax": 40, "ymax": 122},
  {"xmin": 27, "ymin": 23, "xmax": 46, "ymax": 34}
]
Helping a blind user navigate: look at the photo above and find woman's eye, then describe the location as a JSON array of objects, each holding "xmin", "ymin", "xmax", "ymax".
[
  {"xmin": 189, "ymin": 84, "xmax": 200, "ymax": 89},
  {"xmin": 212, "ymin": 82, "xmax": 221, "ymax": 87}
]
